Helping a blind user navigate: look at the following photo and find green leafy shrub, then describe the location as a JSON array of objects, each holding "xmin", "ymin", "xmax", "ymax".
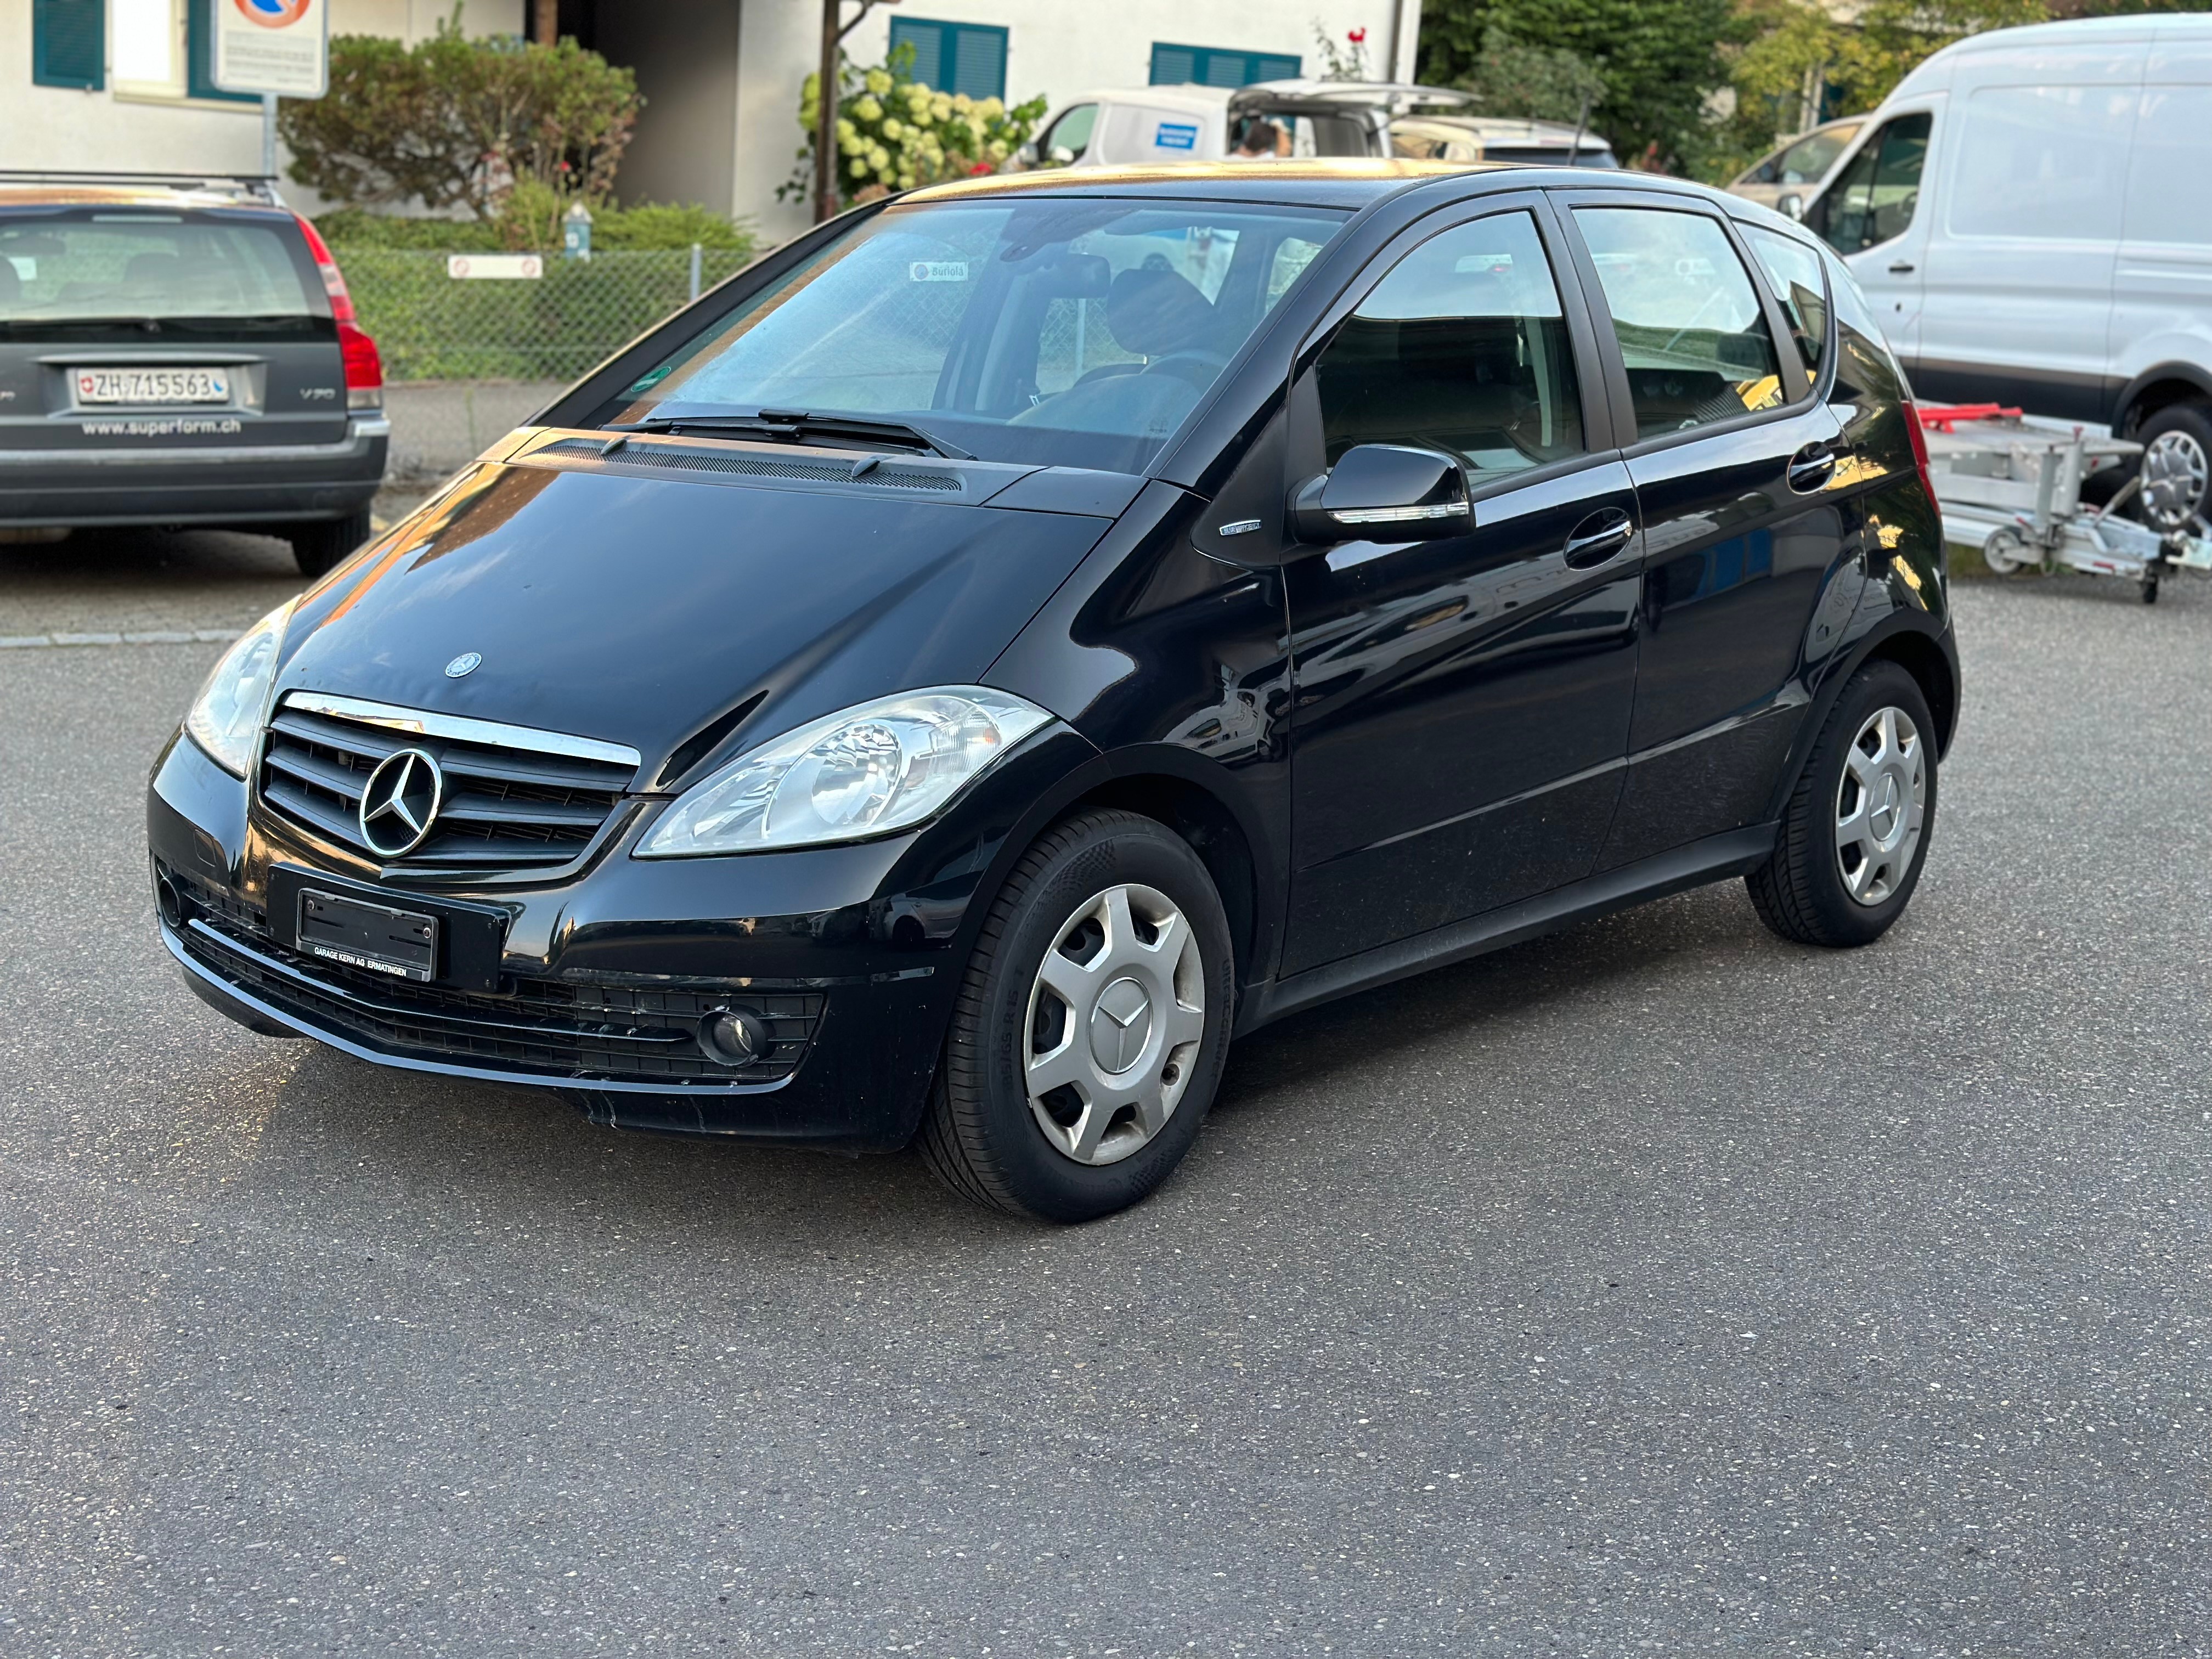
[{"xmin": 280, "ymin": 10, "xmax": 640, "ymax": 217}]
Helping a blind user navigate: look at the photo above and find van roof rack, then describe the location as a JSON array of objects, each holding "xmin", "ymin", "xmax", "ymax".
[{"xmin": 0, "ymin": 171, "xmax": 281, "ymax": 204}]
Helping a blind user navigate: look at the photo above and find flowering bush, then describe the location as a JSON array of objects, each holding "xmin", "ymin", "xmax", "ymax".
[{"xmin": 787, "ymin": 49, "xmax": 1048, "ymax": 207}]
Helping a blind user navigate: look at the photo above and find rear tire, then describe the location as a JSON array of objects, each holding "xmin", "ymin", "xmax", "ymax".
[
  {"xmin": 286, "ymin": 506, "xmax": 373, "ymax": 578},
  {"xmin": 1748, "ymin": 661, "xmax": 1938, "ymax": 949},
  {"xmin": 918, "ymin": 809, "xmax": 1235, "ymax": 1223}
]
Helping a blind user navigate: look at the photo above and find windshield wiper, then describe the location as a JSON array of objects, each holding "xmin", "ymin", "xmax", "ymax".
[{"xmin": 610, "ymin": 409, "xmax": 972, "ymax": 460}]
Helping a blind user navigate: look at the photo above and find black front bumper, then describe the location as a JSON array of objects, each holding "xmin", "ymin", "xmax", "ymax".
[
  {"xmin": 148, "ymin": 718, "xmax": 1093, "ymax": 1151},
  {"xmin": 0, "ymin": 415, "xmax": 387, "ymax": 528}
]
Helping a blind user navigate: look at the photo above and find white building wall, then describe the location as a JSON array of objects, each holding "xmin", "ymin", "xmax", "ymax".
[
  {"xmin": 733, "ymin": 0, "xmax": 1423, "ymax": 242},
  {"xmin": 0, "ymin": 0, "xmax": 521, "ymax": 180}
]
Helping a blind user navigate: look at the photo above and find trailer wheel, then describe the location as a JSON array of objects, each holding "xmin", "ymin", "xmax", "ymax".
[{"xmin": 1982, "ymin": 528, "xmax": 2028, "ymax": 575}]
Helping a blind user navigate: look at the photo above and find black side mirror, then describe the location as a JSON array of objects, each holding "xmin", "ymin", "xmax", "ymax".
[{"xmin": 1290, "ymin": 444, "xmax": 1472, "ymax": 544}]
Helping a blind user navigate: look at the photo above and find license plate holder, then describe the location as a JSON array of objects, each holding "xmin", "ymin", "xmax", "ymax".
[
  {"xmin": 72, "ymin": 366, "xmax": 233, "ymax": 406},
  {"xmin": 296, "ymin": 889, "xmax": 439, "ymax": 983}
]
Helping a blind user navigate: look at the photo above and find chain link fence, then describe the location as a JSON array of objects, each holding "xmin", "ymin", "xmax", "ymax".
[{"xmin": 340, "ymin": 247, "xmax": 756, "ymax": 481}]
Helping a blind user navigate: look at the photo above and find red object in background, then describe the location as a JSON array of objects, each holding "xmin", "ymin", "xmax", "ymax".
[
  {"xmin": 1902, "ymin": 400, "xmax": 1936, "ymax": 501},
  {"xmin": 1914, "ymin": 402, "xmax": 2022, "ymax": 432},
  {"xmin": 1348, "ymin": 26, "xmax": 1367, "ymax": 42},
  {"xmin": 293, "ymin": 213, "xmax": 383, "ymax": 410}
]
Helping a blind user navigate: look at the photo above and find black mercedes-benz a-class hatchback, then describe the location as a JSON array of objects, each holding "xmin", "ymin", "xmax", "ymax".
[{"xmin": 150, "ymin": 161, "xmax": 1957, "ymax": 1222}]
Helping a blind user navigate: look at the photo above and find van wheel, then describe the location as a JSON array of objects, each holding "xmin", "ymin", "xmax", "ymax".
[
  {"xmin": 2135, "ymin": 403, "xmax": 2212, "ymax": 531},
  {"xmin": 1748, "ymin": 661, "xmax": 1938, "ymax": 949},
  {"xmin": 286, "ymin": 506, "xmax": 373, "ymax": 578},
  {"xmin": 917, "ymin": 809, "xmax": 1234, "ymax": 1223}
]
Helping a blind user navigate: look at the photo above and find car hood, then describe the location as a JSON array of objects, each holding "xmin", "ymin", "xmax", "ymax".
[{"xmin": 276, "ymin": 456, "xmax": 1116, "ymax": 787}]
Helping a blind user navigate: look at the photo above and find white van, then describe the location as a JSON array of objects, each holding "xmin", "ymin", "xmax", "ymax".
[
  {"xmin": 1797, "ymin": 15, "xmax": 2212, "ymax": 527},
  {"xmin": 1020, "ymin": 81, "xmax": 1615, "ymax": 172}
]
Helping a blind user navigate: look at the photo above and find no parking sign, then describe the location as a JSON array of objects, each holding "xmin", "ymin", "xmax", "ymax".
[{"xmin": 213, "ymin": 0, "xmax": 330, "ymax": 99}]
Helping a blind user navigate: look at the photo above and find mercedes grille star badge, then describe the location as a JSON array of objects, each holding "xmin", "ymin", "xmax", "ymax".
[
  {"xmin": 358, "ymin": 748, "xmax": 444, "ymax": 858},
  {"xmin": 444, "ymin": 652, "xmax": 482, "ymax": 678}
]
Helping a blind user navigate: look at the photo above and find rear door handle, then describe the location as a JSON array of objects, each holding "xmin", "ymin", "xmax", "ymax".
[
  {"xmin": 1787, "ymin": 443, "xmax": 1838, "ymax": 494},
  {"xmin": 1562, "ymin": 508, "xmax": 1635, "ymax": 568}
]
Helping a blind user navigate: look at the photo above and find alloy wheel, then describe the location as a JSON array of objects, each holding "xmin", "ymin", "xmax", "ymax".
[
  {"xmin": 1023, "ymin": 883, "xmax": 1206, "ymax": 1166},
  {"xmin": 1835, "ymin": 705, "xmax": 1926, "ymax": 907},
  {"xmin": 2141, "ymin": 429, "xmax": 2210, "ymax": 530}
]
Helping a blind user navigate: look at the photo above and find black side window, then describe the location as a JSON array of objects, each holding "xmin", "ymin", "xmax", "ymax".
[
  {"xmin": 1575, "ymin": 206, "xmax": 1786, "ymax": 441},
  {"xmin": 1807, "ymin": 114, "xmax": 1931, "ymax": 255},
  {"xmin": 1313, "ymin": 210, "xmax": 1585, "ymax": 478},
  {"xmin": 1743, "ymin": 225, "xmax": 1830, "ymax": 377}
]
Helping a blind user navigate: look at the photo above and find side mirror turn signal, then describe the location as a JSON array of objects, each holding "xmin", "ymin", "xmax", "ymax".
[{"xmin": 1290, "ymin": 444, "xmax": 1472, "ymax": 544}]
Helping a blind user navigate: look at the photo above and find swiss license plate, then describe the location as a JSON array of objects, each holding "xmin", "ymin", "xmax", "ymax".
[
  {"xmin": 73, "ymin": 367, "xmax": 231, "ymax": 405},
  {"xmin": 297, "ymin": 889, "xmax": 439, "ymax": 982}
]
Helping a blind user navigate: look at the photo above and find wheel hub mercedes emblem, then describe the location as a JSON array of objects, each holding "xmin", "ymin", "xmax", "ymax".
[{"xmin": 358, "ymin": 748, "xmax": 444, "ymax": 858}]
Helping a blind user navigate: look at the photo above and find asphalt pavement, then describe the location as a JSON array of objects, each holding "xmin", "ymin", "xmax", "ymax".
[{"xmin": 2, "ymin": 528, "xmax": 2208, "ymax": 1657}]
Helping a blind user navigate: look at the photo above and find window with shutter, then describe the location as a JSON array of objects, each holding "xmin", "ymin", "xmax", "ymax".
[
  {"xmin": 33, "ymin": 0, "xmax": 106, "ymax": 90},
  {"xmin": 888, "ymin": 18, "xmax": 1009, "ymax": 101},
  {"xmin": 1148, "ymin": 44, "xmax": 1302, "ymax": 88}
]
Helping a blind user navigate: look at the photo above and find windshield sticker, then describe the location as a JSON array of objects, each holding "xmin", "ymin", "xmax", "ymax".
[
  {"xmin": 5, "ymin": 256, "xmax": 33, "ymax": 280},
  {"xmin": 1154, "ymin": 122, "xmax": 1199, "ymax": 151},
  {"xmin": 909, "ymin": 261, "xmax": 969, "ymax": 283},
  {"xmin": 1453, "ymin": 254, "xmax": 1515, "ymax": 274}
]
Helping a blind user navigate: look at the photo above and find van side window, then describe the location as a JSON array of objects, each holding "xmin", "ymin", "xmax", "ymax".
[
  {"xmin": 1313, "ymin": 211, "xmax": 1585, "ymax": 476},
  {"xmin": 1038, "ymin": 104, "xmax": 1098, "ymax": 166},
  {"xmin": 2124, "ymin": 85, "xmax": 2212, "ymax": 246},
  {"xmin": 1575, "ymin": 207, "xmax": 1786, "ymax": 439},
  {"xmin": 1743, "ymin": 225, "xmax": 1829, "ymax": 376},
  {"xmin": 1808, "ymin": 114, "xmax": 1931, "ymax": 254}
]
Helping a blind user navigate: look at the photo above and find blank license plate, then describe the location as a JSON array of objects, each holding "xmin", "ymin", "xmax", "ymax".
[
  {"xmin": 297, "ymin": 889, "xmax": 439, "ymax": 982},
  {"xmin": 74, "ymin": 367, "xmax": 231, "ymax": 405}
]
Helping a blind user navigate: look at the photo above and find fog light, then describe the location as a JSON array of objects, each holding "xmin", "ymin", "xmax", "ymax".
[
  {"xmin": 702, "ymin": 1007, "xmax": 770, "ymax": 1066},
  {"xmin": 154, "ymin": 867, "xmax": 188, "ymax": 930}
]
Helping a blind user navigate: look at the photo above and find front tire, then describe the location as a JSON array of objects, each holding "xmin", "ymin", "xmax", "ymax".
[
  {"xmin": 1748, "ymin": 661, "xmax": 1938, "ymax": 948},
  {"xmin": 918, "ymin": 809, "xmax": 1235, "ymax": 1223}
]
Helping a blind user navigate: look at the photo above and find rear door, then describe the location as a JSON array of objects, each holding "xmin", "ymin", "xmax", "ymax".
[
  {"xmin": 0, "ymin": 205, "xmax": 345, "ymax": 459},
  {"xmin": 1555, "ymin": 192, "xmax": 1851, "ymax": 871}
]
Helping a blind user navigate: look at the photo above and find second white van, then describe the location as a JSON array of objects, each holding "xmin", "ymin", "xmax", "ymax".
[{"xmin": 1799, "ymin": 14, "xmax": 2212, "ymax": 528}]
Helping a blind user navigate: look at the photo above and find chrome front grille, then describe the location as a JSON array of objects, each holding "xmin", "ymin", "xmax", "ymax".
[{"xmin": 258, "ymin": 692, "xmax": 640, "ymax": 876}]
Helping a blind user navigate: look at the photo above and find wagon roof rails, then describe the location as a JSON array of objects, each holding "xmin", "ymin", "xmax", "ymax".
[{"xmin": 0, "ymin": 170, "xmax": 282, "ymax": 205}]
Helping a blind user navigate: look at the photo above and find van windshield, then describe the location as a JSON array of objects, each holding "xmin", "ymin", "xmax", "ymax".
[
  {"xmin": 0, "ymin": 210, "xmax": 321, "ymax": 335},
  {"xmin": 605, "ymin": 197, "xmax": 1348, "ymax": 473}
]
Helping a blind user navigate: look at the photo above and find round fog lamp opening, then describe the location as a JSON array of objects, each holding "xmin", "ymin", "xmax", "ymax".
[{"xmin": 702, "ymin": 1007, "xmax": 771, "ymax": 1066}]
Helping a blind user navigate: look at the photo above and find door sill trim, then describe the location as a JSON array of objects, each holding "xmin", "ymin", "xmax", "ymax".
[{"xmin": 1239, "ymin": 824, "xmax": 1776, "ymax": 1035}]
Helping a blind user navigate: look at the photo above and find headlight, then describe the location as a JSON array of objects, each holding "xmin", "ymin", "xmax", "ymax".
[
  {"xmin": 183, "ymin": 602, "xmax": 292, "ymax": 778},
  {"xmin": 637, "ymin": 686, "xmax": 1056, "ymax": 857}
]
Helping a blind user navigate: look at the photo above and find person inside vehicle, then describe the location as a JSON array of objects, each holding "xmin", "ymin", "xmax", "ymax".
[{"xmin": 1231, "ymin": 119, "xmax": 1287, "ymax": 160}]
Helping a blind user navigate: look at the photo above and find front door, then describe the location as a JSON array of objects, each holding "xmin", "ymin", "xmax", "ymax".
[
  {"xmin": 1805, "ymin": 105, "xmax": 1938, "ymax": 374},
  {"xmin": 1274, "ymin": 202, "xmax": 1643, "ymax": 977},
  {"xmin": 1558, "ymin": 197, "xmax": 1852, "ymax": 870}
]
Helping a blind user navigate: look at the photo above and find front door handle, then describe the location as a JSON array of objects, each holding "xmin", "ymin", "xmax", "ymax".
[
  {"xmin": 1562, "ymin": 508, "xmax": 1635, "ymax": 568},
  {"xmin": 1888, "ymin": 260, "xmax": 1916, "ymax": 274},
  {"xmin": 1787, "ymin": 443, "xmax": 1838, "ymax": 494}
]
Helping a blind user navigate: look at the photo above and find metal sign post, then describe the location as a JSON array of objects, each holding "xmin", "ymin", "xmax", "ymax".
[{"xmin": 215, "ymin": 0, "xmax": 331, "ymax": 177}]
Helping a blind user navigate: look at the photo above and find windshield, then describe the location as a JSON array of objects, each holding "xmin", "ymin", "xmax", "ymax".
[
  {"xmin": 605, "ymin": 197, "xmax": 1350, "ymax": 472},
  {"xmin": 0, "ymin": 210, "xmax": 321, "ymax": 335}
]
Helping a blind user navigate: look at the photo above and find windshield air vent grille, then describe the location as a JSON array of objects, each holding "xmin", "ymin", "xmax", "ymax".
[{"xmin": 536, "ymin": 437, "xmax": 963, "ymax": 492}]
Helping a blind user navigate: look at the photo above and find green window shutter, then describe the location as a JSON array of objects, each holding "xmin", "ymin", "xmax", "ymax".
[
  {"xmin": 188, "ymin": 0, "xmax": 257, "ymax": 102},
  {"xmin": 890, "ymin": 17, "xmax": 1008, "ymax": 101},
  {"xmin": 1149, "ymin": 43, "xmax": 1301, "ymax": 88},
  {"xmin": 33, "ymin": 0, "xmax": 105, "ymax": 91}
]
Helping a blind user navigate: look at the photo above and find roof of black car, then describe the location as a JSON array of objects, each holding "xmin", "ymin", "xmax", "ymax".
[{"xmin": 904, "ymin": 159, "xmax": 1523, "ymax": 211}]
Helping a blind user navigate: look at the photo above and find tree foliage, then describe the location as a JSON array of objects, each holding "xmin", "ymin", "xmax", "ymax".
[
  {"xmin": 1714, "ymin": 0, "xmax": 2044, "ymax": 178},
  {"xmin": 279, "ymin": 12, "xmax": 641, "ymax": 218},
  {"xmin": 1420, "ymin": 0, "xmax": 1740, "ymax": 172}
]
